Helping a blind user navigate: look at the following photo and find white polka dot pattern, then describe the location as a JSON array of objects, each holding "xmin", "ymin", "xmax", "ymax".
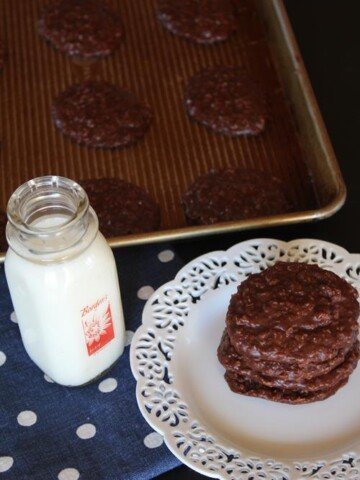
[
  {"xmin": 125, "ymin": 330, "xmax": 134, "ymax": 347},
  {"xmin": 0, "ymin": 238, "xmax": 182, "ymax": 478},
  {"xmin": 143, "ymin": 432, "xmax": 164, "ymax": 449},
  {"xmin": 17, "ymin": 410, "xmax": 37, "ymax": 427},
  {"xmin": 0, "ymin": 456, "xmax": 13, "ymax": 473},
  {"xmin": 158, "ymin": 249, "xmax": 175, "ymax": 263},
  {"xmin": 98, "ymin": 377, "xmax": 117, "ymax": 393},
  {"xmin": 0, "ymin": 351, "xmax": 6, "ymax": 367},
  {"xmin": 58, "ymin": 468, "xmax": 80, "ymax": 480},
  {"xmin": 137, "ymin": 285, "xmax": 154, "ymax": 300},
  {"xmin": 76, "ymin": 423, "xmax": 96, "ymax": 440}
]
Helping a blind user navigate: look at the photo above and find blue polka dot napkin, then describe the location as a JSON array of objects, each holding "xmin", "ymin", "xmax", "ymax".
[{"xmin": 0, "ymin": 245, "xmax": 183, "ymax": 479}]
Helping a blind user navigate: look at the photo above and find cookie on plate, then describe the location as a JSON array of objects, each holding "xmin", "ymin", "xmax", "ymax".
[
  {"xmin": 218, "ymin": 262, "xmax": 360, "ymax": 404},
  {"xmin": 182, "ymin": 168, "xmax": 292, "ymax": 225},
  {"xmin": 156, "ymin": 0, "xmax": 237, "ymax": 44},
  {"xmin": 38, "ymin": 0, "xmax": 124, "ymax": 58},
  {"xmin": 80, "ymin": 178, "xmax": 160, "ymax": 237},
  {"xmin": 226, "ymin": 262, "xmax": 359, "ymax": 365},
  {"xmin": 52, "ymin": 82, "xmax": 153, "ymax": 149},
  {"xmin": 184, "ymin": 66, "xmax": 266, "ymax": 136},
  {"xmin": 218, "ymin": 331, "xmax": 349, "ymax": 382}
]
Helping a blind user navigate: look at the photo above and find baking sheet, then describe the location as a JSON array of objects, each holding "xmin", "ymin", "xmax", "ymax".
[{"xmin": 0, "ymin": 0, "xmax": 345, "ymax": 256}]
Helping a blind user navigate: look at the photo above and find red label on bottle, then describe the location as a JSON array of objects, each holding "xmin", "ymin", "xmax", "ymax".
[{"xmin": 81, "ymin": 295, "xmax": 115, "ymax": 356}]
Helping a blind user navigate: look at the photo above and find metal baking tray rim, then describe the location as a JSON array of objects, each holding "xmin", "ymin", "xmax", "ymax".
[
  {"xmin": 109, "ymin": 187, "xmax": 346, "ymax": 247},
  {"xmin": 0, "ymin": 169, "xmax": 346, "ymax": 266},
  {"xmin": 0, "ymin": 184, "xmax": 345, "ymax": 263}
]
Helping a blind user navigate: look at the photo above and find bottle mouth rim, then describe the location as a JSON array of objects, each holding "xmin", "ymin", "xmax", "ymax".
[{"xmin": 6, "ymin": 175, "xmax": 89, "ymax": 236}]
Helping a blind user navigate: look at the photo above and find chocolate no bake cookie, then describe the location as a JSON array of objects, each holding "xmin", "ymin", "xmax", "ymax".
[
  {"xmin": 52, "ymin": 82, "xmax": 153, "ymax": 149},
  {"xmin": 80, "ymin": 178, "xmax": 160, "ymax": 237},
  {"xmin": 224, "ymin": 371, "xmax": 348, "ymax": 405},
  {"xmin": 219, "ymin": 331, "xmax": 359, "ymax": 393},
  {"xmin": 184, "ymin": 66, "xmax": 266, "ymax": 136},
  {"xmin": 182, "ymin": 168, "xmax": 292, "ymax": 225},
  {"xmin": 218, "ymin": 262, "xmax": 360, "ymax": 404},
  {"xmin": 156, "ymin": 0, "xmax": 237, "ymax": 44},
  {"xmin": 226, "ymin": 262, "xmax": 359, "ymax": 365},
  {"xmin": 218, "ymin": 330, "xmax": 349, "ymax": 382},
  {"xmin": 228, "ymin": 261, "xmax": 357, "ymax": 330},
  {"xmin": 38, "ymin": 0, "xmax": 124, "ymax": 58}
]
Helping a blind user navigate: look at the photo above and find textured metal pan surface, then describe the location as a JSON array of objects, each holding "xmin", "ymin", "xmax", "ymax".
[{"xmin": 0, "ymin": 0, "xmax": 345, "ymax": 260}]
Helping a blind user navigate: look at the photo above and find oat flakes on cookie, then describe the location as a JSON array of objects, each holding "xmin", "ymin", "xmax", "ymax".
[
  {"xmin": 156, "ymin": 0, "xmax": 237, "ymax": 44},
  {"xmin": 182, "ymin": 168, "xmax": 292, "ymax": 225},
  {"xmin": 226, "ymin": 262, "xmax": 359, "ymax": 365},
  {"xmin": 38, "ymin": 0, "xmax": 124, "ymax": 58},
  {"xmin": 184, "ymin": 66, "xmax": 266, "ymax": 136}
]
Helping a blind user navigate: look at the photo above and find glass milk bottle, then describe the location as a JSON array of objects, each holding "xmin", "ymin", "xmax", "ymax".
[{"xmin": 5, "ymin": 176, "xmax": 125, "ymax": 386}]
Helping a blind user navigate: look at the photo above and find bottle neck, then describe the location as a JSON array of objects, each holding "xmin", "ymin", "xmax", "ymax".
[{"xmin": 6, "ymin": 176, "xmax": 99, "ymax": 263}]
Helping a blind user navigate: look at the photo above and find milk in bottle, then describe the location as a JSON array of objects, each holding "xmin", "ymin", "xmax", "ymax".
[{"xmin": 5, "ymin": 176, "xmax": 125, "ymax": 386}]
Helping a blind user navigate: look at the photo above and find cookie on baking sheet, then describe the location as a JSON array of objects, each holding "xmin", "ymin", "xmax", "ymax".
[
  {"xmin": 184, "ymin": 66, "xmax": 266, "ymax": 136},
  {"xmin": 79, "ymin": 178, "xmax": 160, "ymax": 237},
  {"xmin": 182, "ymin": 168, "xmax": 292, "ymax": 225},
  {"xmin": 156, "ymin": 0, "xmax": 237, "ymax": 44},
  {"xmin": 38, "ymin": 0, "xmax": 124, "ymax": 58},
  {"xmin": 52, "ymin": 82, "xmax": 153, "ymax": 149},
  {"xmin": 226, "ymin": 262, "xmax": 360, "ymax": 365}
]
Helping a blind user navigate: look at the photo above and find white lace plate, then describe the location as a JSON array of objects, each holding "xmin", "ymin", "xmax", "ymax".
[{"xmin": 130, "ymin": 239, "xmax": 360, "ymax": 479}]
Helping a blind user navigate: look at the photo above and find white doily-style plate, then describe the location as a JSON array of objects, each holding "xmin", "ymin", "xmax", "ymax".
[{"xmin": 130, "ymin": 239, "xmax": 360, "ymax": 480}]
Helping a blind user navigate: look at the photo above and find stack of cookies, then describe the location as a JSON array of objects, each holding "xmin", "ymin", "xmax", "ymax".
[{"xmin": 218, "ymin": 262, "xmax": 360, "ymax": 404}]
